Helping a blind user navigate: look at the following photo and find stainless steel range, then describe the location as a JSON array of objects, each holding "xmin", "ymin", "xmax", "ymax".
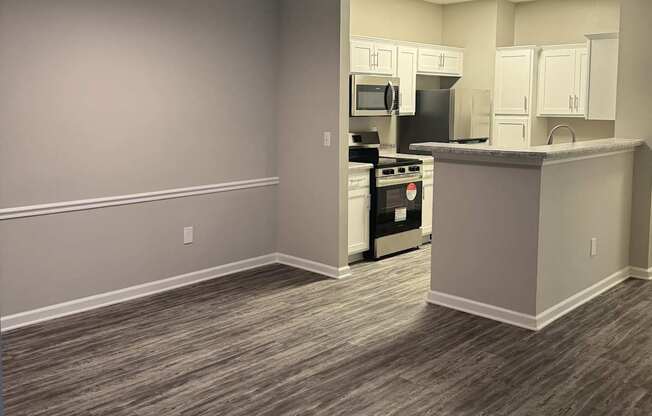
[{"xmin": 349, "ymin": 131, "xmax": 423, "ymax": 259}]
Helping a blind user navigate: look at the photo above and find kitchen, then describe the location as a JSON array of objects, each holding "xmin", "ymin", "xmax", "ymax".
[
  {"xmin": 2, "ymin": 0, "xmax": 652, "ymax": 414},
  {"xmin": 345, "ymin": 0, "xmax": 645, "ymax": 328}
]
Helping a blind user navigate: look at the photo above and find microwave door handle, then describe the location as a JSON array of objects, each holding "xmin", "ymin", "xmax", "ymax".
[{"xmin": 386, "ymin": 81, "xmax": 395, "ymax": 114}]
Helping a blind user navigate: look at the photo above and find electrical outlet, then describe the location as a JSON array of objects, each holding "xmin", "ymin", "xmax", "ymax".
[
  {"xmin": 184, "ymin": 227, "xmax": 194, "ymax": 245},
  {"xmin": 323, "ymin": 131, "xmax": 332, "ymax": 147},
  {"xmin": 590, "ymin": 238, "xmax": 598, "ymax": 257}
]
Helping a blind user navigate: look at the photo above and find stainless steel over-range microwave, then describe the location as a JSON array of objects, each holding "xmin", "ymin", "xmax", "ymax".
[{"xmin": 350, "ymin": 75, "xmax": 400, "ymax": 117}]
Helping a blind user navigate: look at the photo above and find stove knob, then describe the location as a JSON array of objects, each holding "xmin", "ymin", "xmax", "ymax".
[
  {"xmin": 398, "ymin": 168, "xmax": 406, "ymax": 173},
  {"xmin": 409, "ymin": 166, "xmax": 421, "ymax": 172},
  {"xmin": 382, "ymin": 169, "xmax": 395, "ymax": 175}
]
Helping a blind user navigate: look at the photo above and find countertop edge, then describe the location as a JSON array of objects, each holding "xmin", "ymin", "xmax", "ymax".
[{"xmin": 410, "ymin": 139, "xmax": 646, "ymax": 165}]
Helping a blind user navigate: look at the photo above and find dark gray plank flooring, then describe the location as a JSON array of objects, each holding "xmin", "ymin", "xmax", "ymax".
[{"xmin": 3, "ymin": 246, "xmax": 652, "ymax": 416}]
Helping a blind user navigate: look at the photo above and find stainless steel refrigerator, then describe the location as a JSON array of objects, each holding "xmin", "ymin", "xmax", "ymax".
[{"xmin": 397, "ymin": 89, "xmax": 491, "ymax": 155}]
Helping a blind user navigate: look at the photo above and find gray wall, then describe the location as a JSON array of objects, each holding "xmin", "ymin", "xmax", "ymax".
[
  {"xmin": 537, "ymin": 153, "xmax": 634, "ymax": 312},
  {"xmin": 277, "ymin": 0, "xmax": 345, "ymax": 267},
  {"xmin": 0, "ymin": 0, "xmax": 279, "ymax": 207},
  {"xmin": 615, "ymin": 0, "xmax": 652, "ymax": 270},
  {"xmin": 431, "ymin": 160, "xmax": 541, "ymax": 315},
  {"xmin": 0, "ymin": 0, "xmax": 281, "ymax": 316}
]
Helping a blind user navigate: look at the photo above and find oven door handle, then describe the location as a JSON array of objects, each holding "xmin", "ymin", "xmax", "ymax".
[{"xmin": 376, "ymin": 175, "xmax": 422, "ymax": 188}]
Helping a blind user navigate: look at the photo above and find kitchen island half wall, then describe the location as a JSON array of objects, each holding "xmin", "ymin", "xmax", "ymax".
[{"xmin": 412, "ymin": 139, "xmax": 645, "ymax": 330}]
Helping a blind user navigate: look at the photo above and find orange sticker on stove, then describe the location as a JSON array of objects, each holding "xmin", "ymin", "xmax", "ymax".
[{"xmin": 406, "ymin": 183, "xmax": 418, "ymax": 201}]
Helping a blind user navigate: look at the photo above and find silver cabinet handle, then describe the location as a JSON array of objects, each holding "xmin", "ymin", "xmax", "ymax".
[
  {"xmin": 574, "ymin": 95, "xmax": 579, "ymax": 111},
  {"xmin": 375, "ymin": 53, "xmax": 378, "ymax": 68},
  {"xmin": 440, "ymin": 54, "xmax": 445, "ymax": 68},
  {"xmin": 369, "ymin": 53, "xmax": 373, "ymax": 69},
  {"xmin": 569, "ymin": 95, "xmax": 574, "ymax": 112},
  {"xmin": 522, "ymin": 124, "xmax": 526, "ymax": 140},
  {"xmin": 524, "ymin": 96, "xmax": 528, "ymax": 113}
]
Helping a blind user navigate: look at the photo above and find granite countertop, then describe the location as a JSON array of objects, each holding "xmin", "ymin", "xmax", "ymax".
[
  {"xmin": 410, "ymin": 138, "xmax": 645, "ymax": 165},
  {"xmin": 349, "ymin": 162, "xmax": 374, "ymax": 172},
  {"xmin": 379, "ymin": 149, "xmax": 434, "ymax": 164}
]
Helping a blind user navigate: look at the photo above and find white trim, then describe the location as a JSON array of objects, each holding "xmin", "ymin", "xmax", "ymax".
[
  {"xmin": 0, "ymin": 177, "xmax": 280, "ymax": 221},
  {"xmin": 1, "ymin": 254, "xmax": 278, "ymax": 332},
  {"xmin": 0, "ymin": 252, "xmax": 351, "ymax": 333},
  {"xmin": 427, "ymin": 291, "xmax": 538, "ymax": 330},
  {"xmin": 542, "ymin": 149, "xmax": 635, "ymax": 166},
  {"xmin": 630, "ymin": 266, "xmax": 652, "ymax": 280},
  {"xmin": 277, "ymin": 253, "xmax": 352, "ymax": 280},
  {"xmin": 427, "ymin": 266, "xmax": 632, "ymax": 331},
  {"xmin": 536, "ymin": 266, "xmax": 631, "ymax": 329}
]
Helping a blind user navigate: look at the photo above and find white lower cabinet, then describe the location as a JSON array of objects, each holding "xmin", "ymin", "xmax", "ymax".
[
  {"xmin": 421, "ymin": 163, "xmax": 434, "ymax": 236},
  {"xmin": 348, "ymin": 170, "xmax": 371, "ymax": 256},
  {"xmin": 492, "ymin": 116, "xmax": 530, "ymax": 147}
]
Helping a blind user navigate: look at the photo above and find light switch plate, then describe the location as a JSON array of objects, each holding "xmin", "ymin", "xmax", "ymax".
[
  {"xmin": 323, "ymin": 131, "xmax": 332, "ymax": 147},
  {"xmin": 184, "ymin": 227, "xmax": 194, "ymax": 245}
]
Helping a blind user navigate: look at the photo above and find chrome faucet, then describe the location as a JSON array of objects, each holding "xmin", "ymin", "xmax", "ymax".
[{"xmin": 547, "ymin": 124, "xmax": 577, "ymax": 145}]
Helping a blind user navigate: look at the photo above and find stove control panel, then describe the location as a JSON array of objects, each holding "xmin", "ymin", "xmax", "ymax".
[{"xmin": 376, "ymin": 164, "xmax": 422, "ymax": 179}]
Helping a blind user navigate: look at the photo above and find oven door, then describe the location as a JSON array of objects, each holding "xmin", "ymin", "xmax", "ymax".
[
  {"xmin": 374, "ymin": 175, "xmax": 422, "ymax": 238},
  {"xmin": 351, "ymin": 75, "xmax": 400, "ymax": 117}
]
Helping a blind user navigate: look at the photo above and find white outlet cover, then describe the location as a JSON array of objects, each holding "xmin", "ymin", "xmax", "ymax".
[
  {"xmin": 590, "ymin": 238, "xmax": 598, "ymax": 257},
  {"xmin": 184, "ymin": 227, "xmax": 194, "ymax": 245}
]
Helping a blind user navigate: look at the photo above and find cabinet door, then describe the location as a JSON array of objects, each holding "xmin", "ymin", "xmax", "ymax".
[
  {"xmin": 492, "ymin": 117, "xmax": 529, "ymax": 148},
  {"xmin": 538, "ymin": 49, "xmax": 576, "ymax": 116},
  {"xmin": 348, "ymin": 189, "xmax": 370, "ymax": 255},
  {"xmin": 418, "ymin": 47, "xmax": 444, "ymax": 74},
  {"xmin": 574, "ymin": 48, "xmax": 589, "ymax": 116},
  {"xmin": 397, "ymin": 46, "xmax": 418, "ymax": 115},
  {"xmin": 495, "ymin": 49, "xmax": 533, "ymax": 115},
  {"xmin": 373, "ymin": 42, "xmax": 397, "ymax": 76},
  {"xmin": 351, "ymin": 40, "xmax": 374, "ymax": 74},
  {"xmin": 421, "ymin": 168, "xmax": 434, "ymax": 236},
  {"xmin": 441, "ymin": 50, "xmax": 463, "ymax": 76}
]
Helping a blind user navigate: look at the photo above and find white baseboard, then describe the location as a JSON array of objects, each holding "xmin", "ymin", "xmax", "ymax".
[
  {"xmin": 629, "ymin": 266, "xmax": 652, "ymax": 280},
  {"xmin": 1, "ymin": 253, "xmax": 350, "ymax": 333},
  {"xmin": 427, "ymin": 291, "xmax": 538, "ymax": 331},
  {"xmin": 427, "ymin": 266, "xmax": 632, "ymax": 331},
  {"xmin": 276, "ymin": 253, "xmax": 351, "ymax": 279},
  {"xmin": 1, "ymin": 254, "xmax": 278, "ymax": 333},
  {"xmin": 535, "ymin": 267, "xmax": 631, "ymax": 330}
]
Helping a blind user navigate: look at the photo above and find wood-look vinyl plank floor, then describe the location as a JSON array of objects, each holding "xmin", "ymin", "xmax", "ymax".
[{"xmin": 3, "ymin": 246, "xmax": 652, "ymax": 415}]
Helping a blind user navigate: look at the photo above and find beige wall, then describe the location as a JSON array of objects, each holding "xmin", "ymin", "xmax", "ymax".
[
  {"xmin": 277, "ymin": 0, "xmax": 344, "ymax": 267},
  {"xmin": 350, "ymin": 0, "xmax": 443, "ymax": 43},
  {"xmin": 442, "ymin": 0, "xmax": 498, "ymax": 92},
  {"xmin": 514, "ymin": 0, "xmax": 621, "ymax": 46},
  {"xmin": 0, "ymin": 0, "xmax": 283, "ymax": 316},
  {"xmin": 496, "ymin": 0, "xmax": 515, "ymax": 48},
  {"xmin": 615, "ymin": 0, "xmax": 652, "ymax": 269}
]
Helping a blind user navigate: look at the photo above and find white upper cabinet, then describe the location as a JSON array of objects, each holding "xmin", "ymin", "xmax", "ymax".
[
  {"xmin": 397, "ymin": 46, "xmax": 418, "ymax": 115},
  {"xmin": 586, "ymin": 33, "xmax": 619, "ymax": 121},
  {"xmin": 494, "ymin": 48, "xmax": 534, "ymax": 116},
  {"xmin": 374, "ymin": 41, "xmax": 398, "ymax": 75},
  {"xmin": 350, "ymin": 38, "xmax": 396, "ymax": 76},
  {"xmin": 537, "ymin": 45, "xmax": 588, "ymax": 117},
  {"xmin": 350, "ymin": 40, "xmax": 375, "ymax": 74},
  {"xmin": 441, "ymin": 49, "xmax": 464, "ymax": 76},
  {"xmin": 418, "ymin": 47, "xmax": 463, "ymax": 76},
  {"xmin": 574, "ymin": 48, "xmax": 589, "ymax": 116}
]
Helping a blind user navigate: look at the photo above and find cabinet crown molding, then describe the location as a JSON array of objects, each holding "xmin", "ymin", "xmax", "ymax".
[{"xmin": 350, "ymin": 35, "xmax": 464, "ymax": 52}]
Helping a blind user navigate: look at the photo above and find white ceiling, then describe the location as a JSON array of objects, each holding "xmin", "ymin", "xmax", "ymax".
[{"xmin": 424, "ymin": 0, "xmax": 536, "ymax": 4}]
